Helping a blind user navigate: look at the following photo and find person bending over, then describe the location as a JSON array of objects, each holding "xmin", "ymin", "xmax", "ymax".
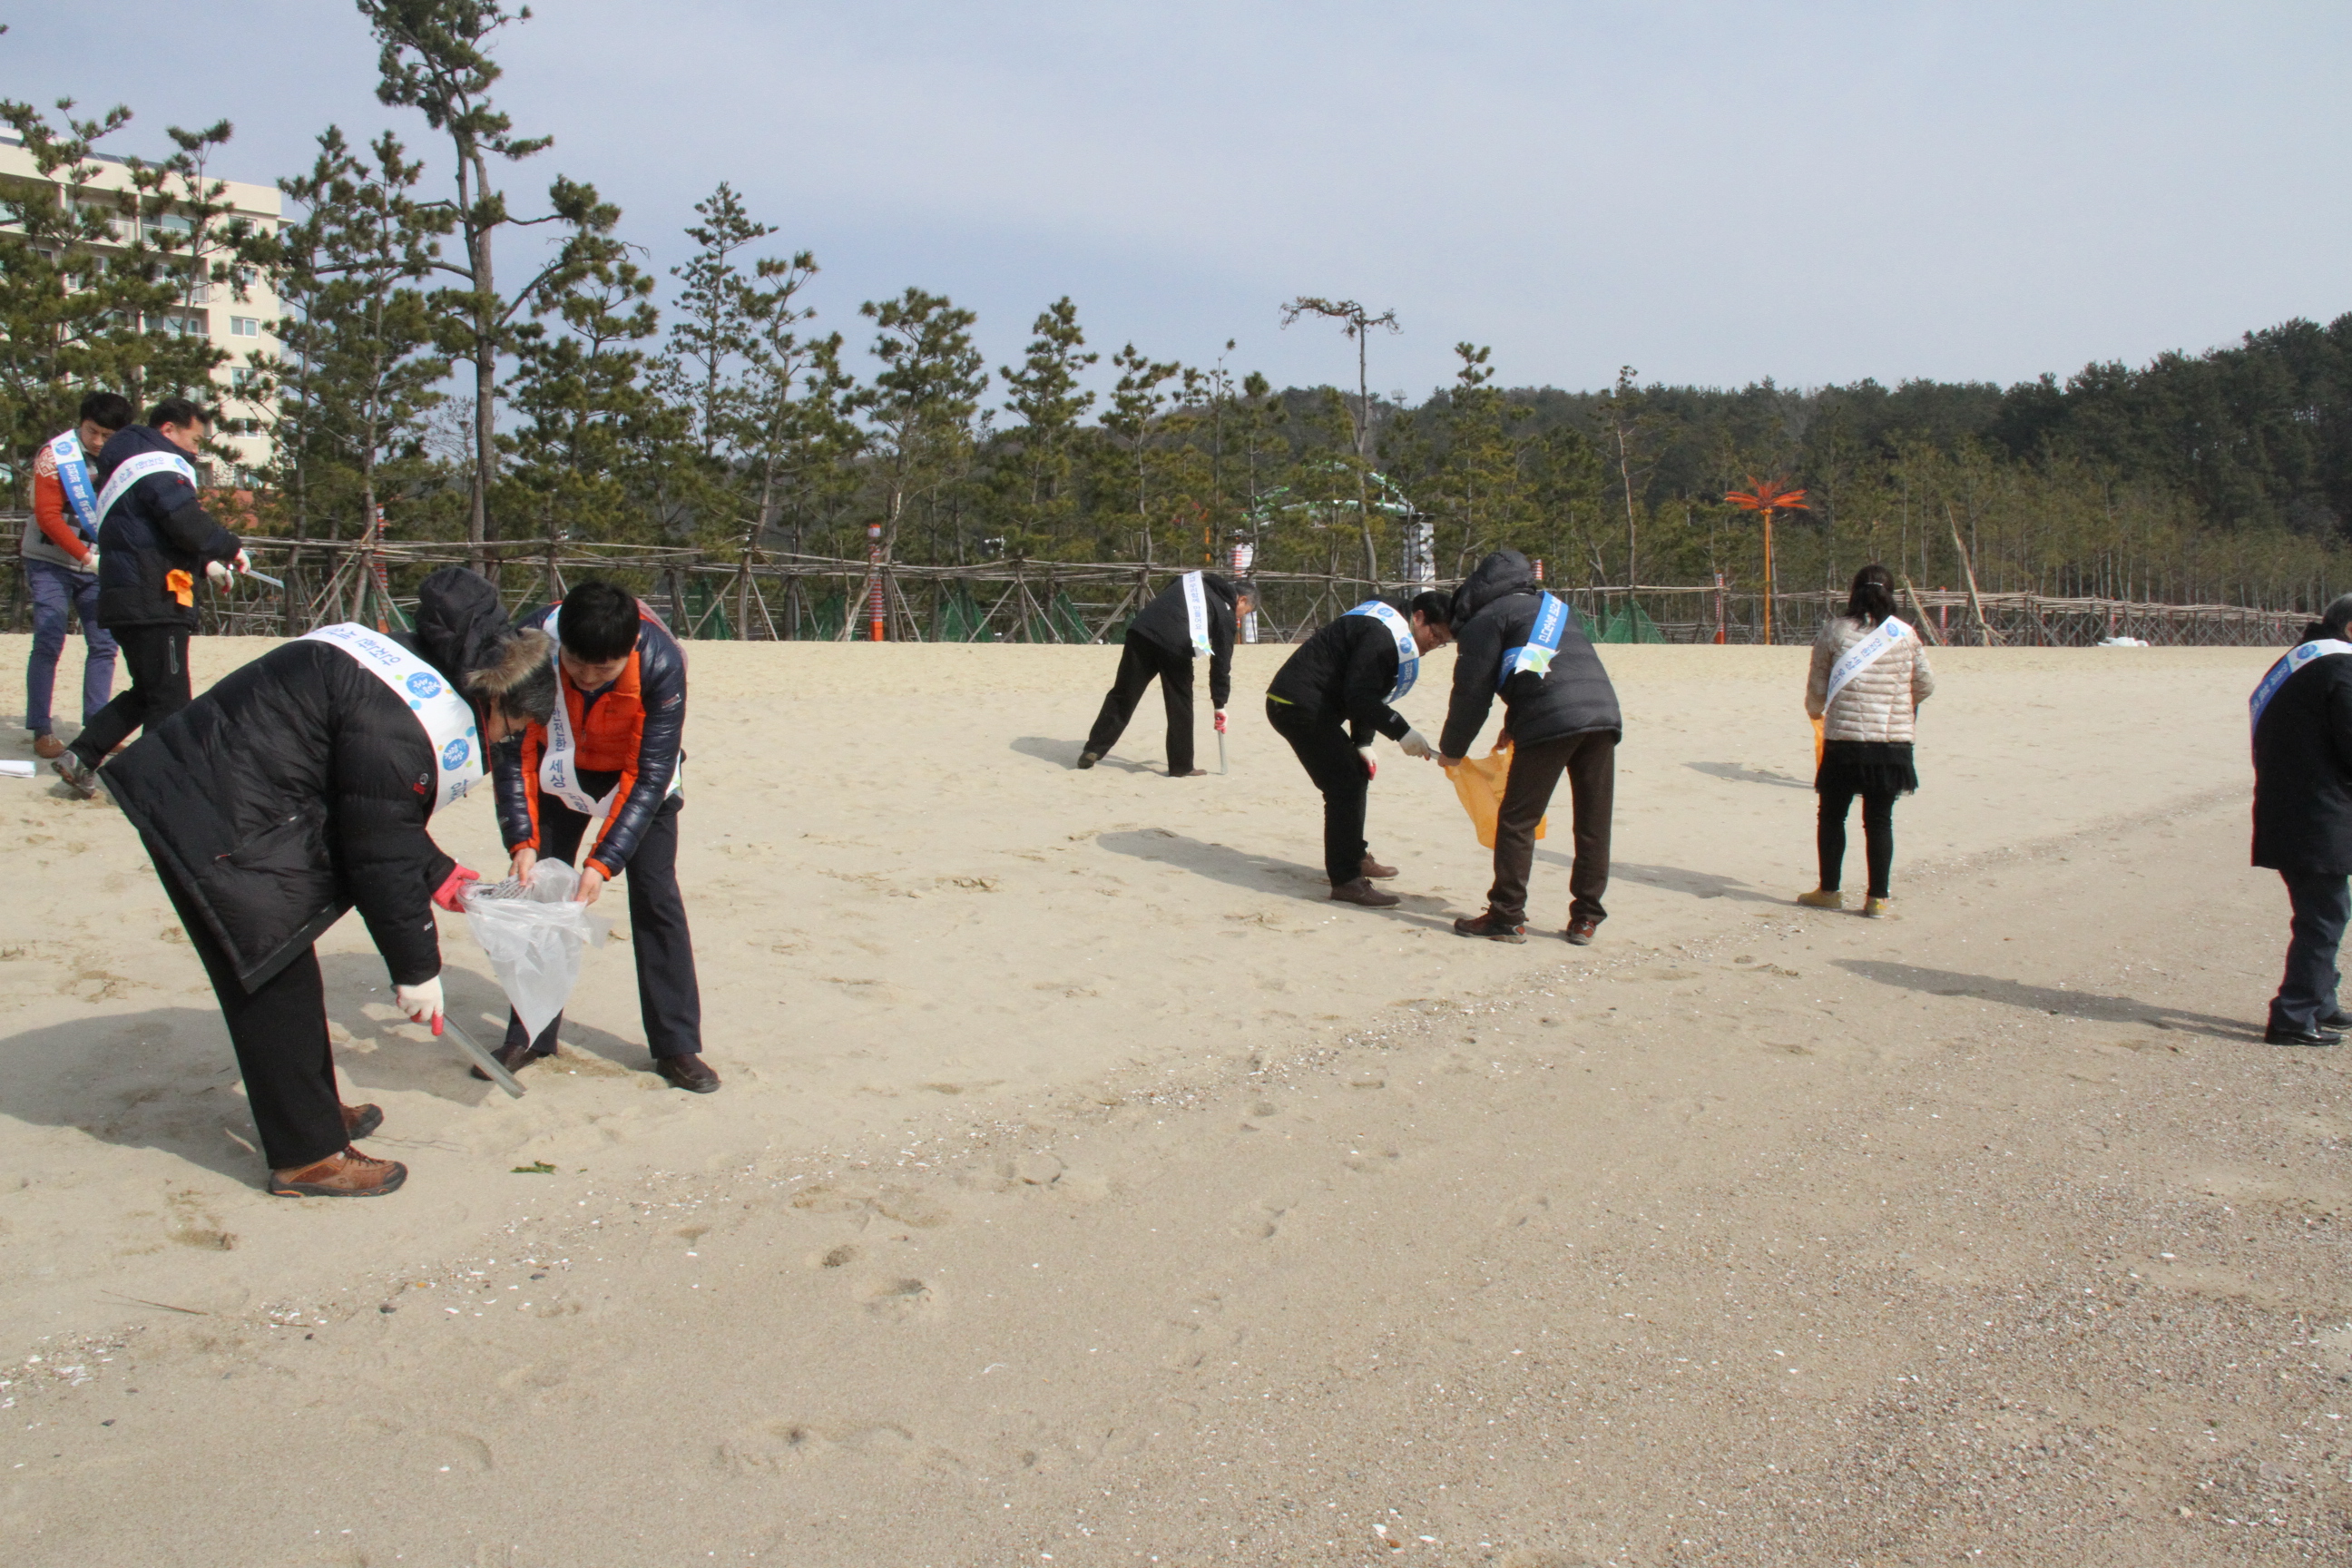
[
  {"xmin": 54, "ymin": 397, "xmax": 248, "ymax": 798},
  {"xmin": 490, "ymin": 580, "xmax": 717, "ymax": 1092},
  {"xmin": 1080, "ymin": 572, "xmax": 1256, "ymax": 776},
  {"xmin": 1438, "ymin": 548, "xmax": 1623, "ymax": 946},
  {"xmin": 103, "ymin": 568, "xmax": 554, "ymax": 1196},
  {"xmin": 2250, "ymin": 593, "xmax": 2352, "ymax": 1047},
  {"xmin": 22, "ymin": 391, "xmax": 130, "ymax": 760},
  {"xmin": 1265, "ymin": 591, "xmax": 1453, "ymax": 908}
]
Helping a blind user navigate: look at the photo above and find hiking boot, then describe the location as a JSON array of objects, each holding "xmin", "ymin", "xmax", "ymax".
[
  {"xmin": 1076, "ymin": 751, "xmax": 1101, "ymax": 769},
  {"xmin": 1360, "ymin": 854, "xmax": 1399, "ymax": 879},
  {"xmin": 30, "ymin": 733, "xmax": 64, "ymax": 760},
  {"xmin": 1453, "ymin": 910, "xmax": 1527, "ymax": 943},
  {"xmin": 1328, "ymin": 877, "xmax": 1399, "ymax": 909},
  {"xmin": 268, "ymin": 1145, "xmax": 407, "ymax": 1198},
  {"xmin": 654, "ymin": 1054, "xmax": 721, "ymax": 1093},
  {"xmin": 1796, "ymin": 887, "xmax": 1845, "ymax": 909},
  {"xmin": 1564, "ymin": 915, "xmax": 1602, "ymax": 946},
  {"xmin": 341, "ymin": 1102, "xmax": 383, "ymax": 1141},
  {"xmin": 1860, "ymin": 896, "xmax": 1896, "ymax": 919},
  {"xmin": 470, "ymin": 1040, "xmax": 554, "ymax": 1083},
  {"xmin": 51, "ymin": 751, "xmax": 98, "ymax": 799}
]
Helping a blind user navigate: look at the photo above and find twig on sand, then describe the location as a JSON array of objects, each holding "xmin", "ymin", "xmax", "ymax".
[{"xmin": 102, "ymin": 1290, "xmax": 208, "ymax": 1316}]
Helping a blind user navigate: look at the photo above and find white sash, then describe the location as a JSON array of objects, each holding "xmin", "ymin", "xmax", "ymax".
[
  {"xmin": 1181, "ymin": 571, "xmax": 1211, "ymax": 657},
  {"xmin": 1345, "ymin": 600, "xmax": 1419, "ymax": 702},
  {"xmin": 1498, "ymin": 593, "xmax": 1570, "ymax": 691},
  {"xmin": 2250, "ymin": 639, "xmax": 2352, "ymax": 734},
  {"xmin": 47, "ymin": 430, "xmax": 100, "ymax": 537},
  {"xmin": 300, "ymin": 624, "xmax": 482, "ymax": 815},
  {"xmin": 1825, "ymin": 615, "xmax": 1913, "ymax": 710},
  {"xmin": 536, "ymin": 606, "xmax": 682, "ymax": 819},
  {"xmin": 94, "ymin": 449, "xmax": 197, "ymax": 525}
]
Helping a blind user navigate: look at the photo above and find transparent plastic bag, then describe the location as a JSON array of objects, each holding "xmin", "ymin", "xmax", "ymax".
[
  {"xmin": 1443, "ymin": 742, "xmax": 1546, "ymax": 850},
  {"xmin": 460, "ymin": 859, "xmax": 611, "ymax": 1040}
]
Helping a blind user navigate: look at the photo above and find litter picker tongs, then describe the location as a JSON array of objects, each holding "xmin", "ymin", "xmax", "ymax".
[{"xmin": 436, "ymin": 1012, "xmax": 524, "ymax": 1098}]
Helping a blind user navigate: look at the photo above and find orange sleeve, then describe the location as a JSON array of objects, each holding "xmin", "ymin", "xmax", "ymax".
[
  {"xmin": 518, "ymin": 728, "xmax": 545, "ymax": 852},
  {"xmin": 586, "ymin": 751, "xmax": 640, "ymax": 877},
  {"xmin": 31, "ymin": 467, "xmax": 92, "ymax": 563}
]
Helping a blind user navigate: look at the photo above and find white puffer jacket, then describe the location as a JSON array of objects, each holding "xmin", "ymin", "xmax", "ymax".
[{"xmin": 1805, "ymin": 615, "xmax": 1935, "ymax": 742}]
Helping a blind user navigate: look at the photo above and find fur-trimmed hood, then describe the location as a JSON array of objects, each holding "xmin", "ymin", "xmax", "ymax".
[{"xmin": 408, "ymin": 565, "xmax": 550, "ymax": 696}]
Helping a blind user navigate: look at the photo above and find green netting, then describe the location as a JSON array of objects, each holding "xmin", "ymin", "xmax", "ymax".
[
  {"xmin": 795, "ymin": 593, "xmax": 848, "ymax": 641},
  {"xmin": 934, "ymin": 587, "xmax": 993, "ymax": 642},
  {"xmin": 681, "ymin": 575, "xmax": 734, "ymax": 641},
  {"xmin": 1024, "ymin": 591, "xmax": 1088, "ymax": 644},
  {"xmin": 1593, "ymin": 602, "xmax": 1665, "ymax": 643}
]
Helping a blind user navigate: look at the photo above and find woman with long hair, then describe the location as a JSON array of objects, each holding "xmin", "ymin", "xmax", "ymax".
[{"xmin": 1798, "ymin": 564, "xmax": 1934, "ymax": 916}]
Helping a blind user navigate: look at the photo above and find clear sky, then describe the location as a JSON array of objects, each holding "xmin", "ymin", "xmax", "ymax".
[{"xmin": 5, "ymin": 1, "xmax": 2347, "ymax": 404}]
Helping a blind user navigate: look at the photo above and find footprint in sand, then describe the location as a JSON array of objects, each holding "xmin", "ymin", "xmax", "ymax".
[
  {"xmin": 861, "ymin": 1278, "xmax": 939, "ymax": 1318},
  {"xmin": 811, "ymin": 1243, "xmax": 859, "ymax": 1269}
]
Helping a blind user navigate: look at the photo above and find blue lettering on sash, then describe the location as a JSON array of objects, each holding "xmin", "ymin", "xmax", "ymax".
[{"xmin": 1497, "ymin": 593, "xmax": 1570, "ymax": 692}]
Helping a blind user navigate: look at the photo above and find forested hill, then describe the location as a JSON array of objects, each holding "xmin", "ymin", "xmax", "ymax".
[{"xmin": 1485, "ymin": 312, "xmax": 2352, "ymax": 541}]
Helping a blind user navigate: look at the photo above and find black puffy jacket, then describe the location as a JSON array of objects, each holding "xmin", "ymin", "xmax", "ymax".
[
  {"xmin": 101, "ymin": 574, "xmax": 516, "ymax": 990},
  {"xmin": 2252, "ymin": 634, "xmax": 2352, "ymax": 874},
  {"xmin": 1439, "ymin": 549, "xmax": 1622, "ymax": 760},
  {"xmin": 92, "ymin": 425, "xmax": 241, "ymax": 631},
  {"xmin": 1125, "ymin": 573, "xmax": 1239, "ymax": 709},
  {"xmin": 1266, "ymin": 607, "xmax": 1417, "ymax": 745}
]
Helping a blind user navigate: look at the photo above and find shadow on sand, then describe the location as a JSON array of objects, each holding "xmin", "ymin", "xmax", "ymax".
[
  {"xmin": 1009, "ymin": 736, "xmax": 1156, "ymax": 774},
  {"xmin": 1591, "ymin": 859, "xmax": 1786, "ymax": 905},
  {"xmin": 1096, "ymin": 828, "xmax": 1458, "ymax": 931},
  {"xmin": 1834, "ymin": 958, "xmax": 2261, "ymax": 1043},
  {"xmin": 1686, "ymin": 760, "xmax": 1812, "ymax": 790}
]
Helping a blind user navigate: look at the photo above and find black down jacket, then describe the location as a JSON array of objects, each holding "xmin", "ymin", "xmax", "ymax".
[
  {"xmin": 1125, "ymin": 572, "xmax": 1239, "ymax": 709},
  {"xmin": 102, "ymin": 573, "xmax": 515, "ymax": 989},
  {"xmin": 1266, "ymin": 607, "xmax": 1417, "ymax": 746},
  {"xmin": 92, "ymin": 424, "xmax": 241, "ymax": 631},
  {"xmin": 2252, "ymin": 633, "xmax": 2352, "ymax": 874},
  {"xmin": 1439, "ymin": 549, "xmax": 1622, "ymax": 760}
]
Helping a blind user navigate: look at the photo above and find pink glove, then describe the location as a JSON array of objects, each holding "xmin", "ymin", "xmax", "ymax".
[
  {"xmin": 431, "ymin": 865, "xmax": 481, "ymax": 912},
  {"xmin": 1359, "ymin": 749, "xmax": 1377, "ymax": 780},
  {"xmin": 1213, "ymin": 709, "xmax": 1229, "ymax": 734}
]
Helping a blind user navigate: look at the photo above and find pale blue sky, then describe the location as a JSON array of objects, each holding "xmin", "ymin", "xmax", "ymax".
[{"xmin": 5, "ymin": 2, "xmax": 2347, "ymax": 402}]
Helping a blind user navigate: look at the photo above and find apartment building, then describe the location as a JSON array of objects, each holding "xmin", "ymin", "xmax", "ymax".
[{"xmin": 0, "ymin": 131, "xmax": 280, "ymax": 482}]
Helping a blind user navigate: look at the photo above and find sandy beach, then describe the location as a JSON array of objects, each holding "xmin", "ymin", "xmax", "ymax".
[{"xmin": 2, "ymin": 634, "xmax": 2347, "ymax": 1565}]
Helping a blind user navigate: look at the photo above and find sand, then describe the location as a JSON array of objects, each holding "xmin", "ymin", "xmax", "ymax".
[{"xmin": 3, "ymin": 633, "xmax": 2347, "ymax": 1565}]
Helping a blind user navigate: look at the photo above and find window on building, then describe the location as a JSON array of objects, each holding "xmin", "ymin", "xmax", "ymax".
[
  {"xmin": 230, "ymin": 367, "xmax": 259, "ymax": 394},
  {"xmin": 230, "ymin": 316, "xmax": 260, "ymax": 338},
  {"xmin": 162, "ymin": 312, "xmax": 208, "ymax": 338}
]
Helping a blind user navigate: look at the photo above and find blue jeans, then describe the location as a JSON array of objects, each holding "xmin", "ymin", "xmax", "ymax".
[
  {"xmin": 2269, "ymin": 871, "xmax": 2349, "ymax": 1034},
  {"xmin": 24, "ymin": 558, "xmax": 116, "ymax": 734}
]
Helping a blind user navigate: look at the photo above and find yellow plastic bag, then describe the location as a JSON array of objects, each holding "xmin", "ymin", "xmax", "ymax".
[
  {"xmin": 1444, "ymin": 743, "xmax": 1546, "ymax": 850},
  {"xmin": 1811, "ymin": 715, "xmax": 1825, "ymax": 770}
]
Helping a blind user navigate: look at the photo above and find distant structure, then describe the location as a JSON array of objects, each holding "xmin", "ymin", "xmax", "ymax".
[{"xmin": 0, "ymin": 131, "xmax": 281, "ymax": 482}]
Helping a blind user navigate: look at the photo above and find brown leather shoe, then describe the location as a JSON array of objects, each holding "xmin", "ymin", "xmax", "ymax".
[
  {"xmin": 1564, "ymin": 915, "xmax": 1601, "ymax": 946},
  {"xmin": 1328, "ymin": 877, "xmax": 1400, "ymax": 908},
  {"xmin": 1453, "ymin": 910, "xmax": 1527, "ymax": 943},
  {"xmin": 654, "ymin": 1054, "xmax": 721, "ymax": 1093},
  {"xmin": 341, "ymin": 1102, "xmax": 383, "ymax": 1140},
  {"xmin": 30, "ymin": 733, "xmax": 64, "ymax": 760},
  {"xmin": 1360, "ymin": 854, "xmax": 1399, "ymax": 879},
  {"xmin": 470, "ymin": 1040, "xmax": 554, "ymax": 1083},
  {"xmin": 268, "ymin": 1145, "xmax": 407, "ymax": 1198}
]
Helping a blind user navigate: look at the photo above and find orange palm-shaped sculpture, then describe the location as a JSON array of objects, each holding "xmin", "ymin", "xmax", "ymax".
[{"xmin": 1724, "ymin": 477, "xmax": 1809, "ymax": 645}]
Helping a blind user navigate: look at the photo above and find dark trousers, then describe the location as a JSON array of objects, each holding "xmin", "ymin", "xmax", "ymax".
[
  {"xmin": 1267, "ymin": 698, "xmax": 1368, "ymax": 887},
  {"xmin": 148, "ymin": 846, "xmax": 346, "ymax": 1171},
  {"xmin": 1085, "ymin": 637, "xmax": 1197, "ymax": 773},
  {"xmin": 24, "ymin": 559, "xmax": 116, "ymax": 734},
  {"xmin": 2269, "ymin": 871, "xmax": 2349, "ymax": 1034},
  {"xmin": 72, "ymin": 624, "xmax": 189, "ymax": 766},
  {"xmin": 503, "ymin": 794, "xmax": 703, "ymax": 1059},
  {"xmin": 1489, "ymin": 730, "xmax": 1614, "ymax": 926},
  {"xmin": 1818, "ymin": 788, "xmax": 1896, "ymax": 898}
]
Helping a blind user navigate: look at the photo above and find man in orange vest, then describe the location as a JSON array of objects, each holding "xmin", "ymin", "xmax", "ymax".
[{"xmin": 486, "ymin": 580, "xmax": 716, "ymax": 1091}]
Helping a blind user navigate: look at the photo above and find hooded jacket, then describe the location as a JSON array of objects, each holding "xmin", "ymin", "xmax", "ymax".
[
  {"xmin": 493, "ymin": 600, "xmax": 686, "ymax": 877},
  {"xmin": 1439, "ymin": 550, "xmax": 1622, "ymax": 760},
  {"xmin": 2252, "ymin": 628, "xmax": 2352, "ymax": 874},
  {"xmin": 104, "ymin": 568, "xmax": 538, "ymax": 990},
  {"xmin": 1266, "ymin": 608, "xmax": 1416, "ymax": 745},
  {"xmin": 91, "ymin": 425, "xmax": 241, "ymax": 631},
  {"xmin": 1124, "ymin": 573, "xmax": 1239, "ymax": 709}
]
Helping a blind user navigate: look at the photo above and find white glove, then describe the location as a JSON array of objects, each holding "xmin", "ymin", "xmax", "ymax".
[
  {"xmin": 394, "ymin": 975, "xmax": 444, "ymax": 1026},
  {"xmin": 232, "ymin": 548, "xmax": 251, "ymax": 573},
  {"xmin": 206, "ymin": 560, "xmax": 233, "ymax": 587},
  {"xmin": 1398, "ymin": 728, "xmax": 1435, "ymax": 760}
]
